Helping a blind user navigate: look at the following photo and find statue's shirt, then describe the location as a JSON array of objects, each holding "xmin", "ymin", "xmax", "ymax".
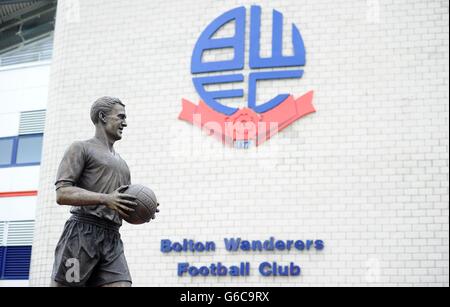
[{"xmin": 55, "ymin": 138, "xmax": 131, "ymax": 225}]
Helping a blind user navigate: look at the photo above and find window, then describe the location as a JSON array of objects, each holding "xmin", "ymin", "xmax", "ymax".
[
  {"xmin": 0, "ymin": 138, "xmax": 14, "ymax": 166},
  {"xmin": 0, "ymin": 221, "xmax": 34, "ymax": 280},
  {"xmin": 0, "ymin": 246, "xmax": 32, "ymax": 280},
  {"xmin": 0, "ymin": 134, "xmax": 43, "ymax": 168},
  {"xmin": 16, "ymin": 135, "xmax": 43, "ymax": 164}
]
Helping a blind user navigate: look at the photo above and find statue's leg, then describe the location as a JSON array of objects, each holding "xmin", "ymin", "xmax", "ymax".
[
  {"xmin": 91, "ymin": 234, "xmax": 132, "ymax": 287},
  {"xmin": 50, "ymin": 280, "xmax": 67, "ymax": 287},
  {"xmin": 100, "ymin": 281, "xmax": 131, "ymax": 287}
]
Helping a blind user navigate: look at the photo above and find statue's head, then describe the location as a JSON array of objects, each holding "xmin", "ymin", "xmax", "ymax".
[{"xmin": 90, "ymin": 96, "xmax": 127, "ymax": 141}]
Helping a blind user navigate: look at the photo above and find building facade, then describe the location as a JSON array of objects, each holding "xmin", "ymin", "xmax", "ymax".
[
  {"xmin": 0, "ymin": 38, "xmax": 52, "ymax": 286},
  {"xmin": 0, "ymin": 1, "xmax": 56, "ymax": 287},
  {"xmin": 29, "ymin": 0, "xmax": 448, "ymax": 286}
]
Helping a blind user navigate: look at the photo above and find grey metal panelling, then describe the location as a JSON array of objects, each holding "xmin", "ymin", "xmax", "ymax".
[
  {"xmin": 0, "ymin": 1, "xmax": 38, "ymax": 24},
  {"xmin": 0, "ymin": 34, "xmax": 53, "ymax": 66},
  {"xmin": 5, "ymin": 220, "xmax": 34, "ymax": 246},
  {"xmin": 19, "ymin": 109, "xmax": 46, "ymax": 135},
  {"xmin": 0, "ymin": 221, "xmax": 5, "ymax": 246}
]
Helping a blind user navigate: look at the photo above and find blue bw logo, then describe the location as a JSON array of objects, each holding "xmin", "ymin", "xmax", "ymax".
[
  {"xmin": 179, "ymin": 6, "xmax": 315, "ymax": 147},
  {"xmin": 191, "ymin": 5, "xmax": 306, "ymax": 116}
]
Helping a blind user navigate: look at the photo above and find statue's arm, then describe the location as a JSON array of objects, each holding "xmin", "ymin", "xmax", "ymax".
[
  {"xmin": 56, "ymin": 186, "xmax": 109, "ymax": 207},
  {"xmin": 56, "ymin": 185, "xmax": 137, "ymax": 218}
]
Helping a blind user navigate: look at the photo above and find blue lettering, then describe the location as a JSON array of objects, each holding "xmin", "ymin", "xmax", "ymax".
[
  {"xmin": 240, "ymin": 240, "xmax": 251, "ymax": 251},
  {"xmin": 173, "ymin": 242, "xmax": 183, "ymax": 252},
  {"xmin": 160, "ymin": 239, "xmax": 216, "ymax": 253},
  {"xmin": 275, "ymin": 240, "xmax": 286, "ymax": 251},
  {"xmin": 188, "ymin": 266, "xmax": 199, "ymax": 276},
  {"xmin": 178, "ymin": 263, "xmax": 189, "ymax": 276},
  {"xmin": 205, "ymin": 241, "xmax": 216, "ymax": 252},
  {"xmin": 248, "ymin": 70, "xmax": 303, "ymax": 113},
  {"xmin": 315, "ymin": 240, "xmax": 325, "ymax": 250},
  {"xmin": 251, "ymin": 240, "xmax": 263, "ymax": 251},
  {"xmin": 191, "ymin": 5, "xmax": 306, "ymax": 115},
  {"xmin": 194, "ymin": 242, "xmax": 205, "ymax": 252},
  {"xmin": 249, "ymin": 6, "xmax": 305, "ymax": 68},
  {"xmin": 286, "ymin": 240, "xmax": 294, "ymax": 250},
  {"xmin": 291, "ymin": 263, "xmax": 301, "ymax": 276},
  {"xmin": 217, "ymin": 262, "xmax": 228, "ymax": 276},
  {"xmin": 160, "ymin": 239, "xmax": 172, "ymax": 253},
  {"xmin": 295, "ymin": 240, "xmax": 305, "ymax": 251},
  {"xmin": 191, "ymin": 6, "xmax": 246, "ymax": 73},
  {"xmin": 259, "ymin": 262, "xmax": 272, "ymax": 276},
  {"xmin": 278, "ymin": 264, "xmax": 288, "ymax": 276},
  {"xmin": 259, "ymin": 262, "xmax": 301, "ymax": 277},
  {"xmin": 199, "ymin": 266, "xmax": 210, "ymax": 276},
  {"xmin": 229, "ymin": 266, "xmax": 240, "ymax": 276},
  {"xmin": 224, "ymin": 238, "xmax": 241, "ymax": 251},
  {"xmin": 192, "ymin": 74, "xmax": 243, "ymax": 115},
  {"xmin": 263, "ymin": 237, "xmax": 275, "ymax": 250}
]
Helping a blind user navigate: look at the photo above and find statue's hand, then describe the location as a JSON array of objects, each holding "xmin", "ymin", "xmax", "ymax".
[
  {"xmin": 103, "ymin": 185, "xmax": 137, "ymax": 218},
  {"xmin": 151, "ymin": 203, "xmax": 160, "ymax": 220}
]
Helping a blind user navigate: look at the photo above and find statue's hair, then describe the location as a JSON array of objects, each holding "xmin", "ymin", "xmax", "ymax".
[{"xmin": 90, "ymin": 96, "xmax": 125, "ymax": 124}]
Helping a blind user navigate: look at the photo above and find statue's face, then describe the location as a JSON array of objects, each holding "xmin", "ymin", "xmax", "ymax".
[{"xmin": 103, "ymin": 104, "xmax": 127, "ymax": 141}]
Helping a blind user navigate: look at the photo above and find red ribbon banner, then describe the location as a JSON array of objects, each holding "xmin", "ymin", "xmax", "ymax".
[{"xmin": 179, "ymin": 91, "xmax": 315, "ymax": 146}]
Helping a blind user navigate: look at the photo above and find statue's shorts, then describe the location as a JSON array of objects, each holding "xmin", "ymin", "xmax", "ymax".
[{"xmin": 51, "ymin": 213, "xmax": 132, "ymax": 287}]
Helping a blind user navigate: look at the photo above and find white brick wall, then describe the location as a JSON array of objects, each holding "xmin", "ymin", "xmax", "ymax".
[
  {"xmin": 30, "ymin": 0, "xmax": 448, "ymax": 286},
  {"xmin": 0, "ymin": 64, "xmax": 49, "ymax": 137}
]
